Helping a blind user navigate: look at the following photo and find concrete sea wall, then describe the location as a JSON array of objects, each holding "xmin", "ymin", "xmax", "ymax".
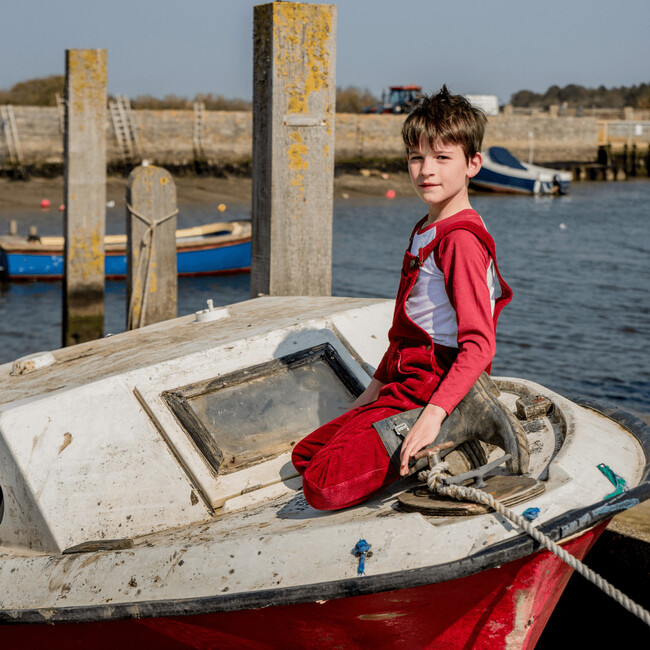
[{"xmin": 0, "ymin": 105, "xmax": 633, "ymax": 173}]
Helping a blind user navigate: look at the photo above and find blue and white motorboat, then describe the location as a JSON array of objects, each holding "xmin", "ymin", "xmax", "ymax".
[{"xmin": 471, "ymin": 147, "xmax": 571, "ymax": 195}]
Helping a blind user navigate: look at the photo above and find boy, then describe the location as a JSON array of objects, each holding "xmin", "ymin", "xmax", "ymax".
[{"xmin": 292, "ymin": 86, "xmax": 516, "ymax": 510}]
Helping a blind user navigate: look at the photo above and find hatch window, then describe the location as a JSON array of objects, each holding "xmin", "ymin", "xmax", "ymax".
[{"xmin": 163, "ymin": 343, "xmax": 364, "ymax": 474}]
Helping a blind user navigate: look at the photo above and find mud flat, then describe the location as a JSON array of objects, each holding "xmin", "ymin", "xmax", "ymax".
[{"xmin": 0, "ymin": 172, "xmax": 418, "ymax": 212}]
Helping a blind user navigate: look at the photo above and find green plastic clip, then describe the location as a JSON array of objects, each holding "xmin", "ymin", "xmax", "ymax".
[{"xmin": 597, "ymin": 463, "xmax": 628, "ymax": 499}]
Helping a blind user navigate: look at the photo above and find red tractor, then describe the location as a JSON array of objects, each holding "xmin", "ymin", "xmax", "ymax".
[{"xmin": 362, "ymin": 85, "xmax": 422, "ymax": 114}]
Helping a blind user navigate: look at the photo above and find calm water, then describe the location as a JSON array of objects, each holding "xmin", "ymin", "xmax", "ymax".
[{"xmin": 0, "ymin": 180, "xmax": 648, "ymax": 413}]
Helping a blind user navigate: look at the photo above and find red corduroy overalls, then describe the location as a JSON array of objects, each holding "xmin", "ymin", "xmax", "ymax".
[{"xmin": 292, "ymin": 212, "xmax": 512, "ymax": 510}]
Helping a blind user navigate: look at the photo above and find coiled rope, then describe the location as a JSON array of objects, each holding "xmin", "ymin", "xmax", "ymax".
[
  {"xmin": 419, "ymin": 461, "xmax": 650, "ymax": 627},
  {"xmin": 126, "ymin": 202, "xmax": 178, "ymax": 329}
]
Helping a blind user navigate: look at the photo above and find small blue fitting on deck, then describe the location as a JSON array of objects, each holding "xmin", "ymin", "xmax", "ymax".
[
  {"xmin": 522, "ymin": 507, "xmax": 540, "ymax": 522},
  {"xmin": 353, "ymin": 539, "xmax": 373, "ymax": 576}
]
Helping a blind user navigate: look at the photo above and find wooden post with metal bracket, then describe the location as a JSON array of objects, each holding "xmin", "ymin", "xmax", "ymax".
[{"xmin": 126, "ymin": 165, "xmax": 178, "ymax": 330}]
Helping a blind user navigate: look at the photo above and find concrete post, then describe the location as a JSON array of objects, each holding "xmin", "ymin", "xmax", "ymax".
[
  {"xmin": 62, "ymin": 49, "xmax": 107, "ymax": 347},
  {"xmin": 251, "ymin": 2, "xmax": 336, "ymax": 297},
  {"xmin": 126, "ymin": 165, "xmax": 178, "ymax": 329}
]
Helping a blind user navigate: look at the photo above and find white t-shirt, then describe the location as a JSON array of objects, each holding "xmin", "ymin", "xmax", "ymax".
[{"xmin": 405, "ymin": 224, "xmax": 498, "ymax": 348}]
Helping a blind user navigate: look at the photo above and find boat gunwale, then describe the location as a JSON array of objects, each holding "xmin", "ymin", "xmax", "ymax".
[
  {"xmin": 0, "ymin": 221, "xmax": 249, "ymax": 251},
  {"xmin": 1, "ymin": 398, "xmax": 648, "ymax": 626},
  {"xmin": 0, "ymin": 235, "xmax": 251, "ymax": 257}
]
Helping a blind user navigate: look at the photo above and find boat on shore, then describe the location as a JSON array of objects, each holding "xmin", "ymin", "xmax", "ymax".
[
  {"xmin": 0, "ymin": 296, "xmax": 647, "ymax": 648},
  {"xmin": 471, "ymin": 146, "xmax": 572, "ymax": 195},
  {"xmin": 0, "ymin": 221, "xmax": 251, "ymax": 280}
]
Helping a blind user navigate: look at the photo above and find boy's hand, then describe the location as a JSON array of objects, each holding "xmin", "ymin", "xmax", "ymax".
[{"xmin": 399, "ymin": 403, "xmax": 447, "ymax": 476}]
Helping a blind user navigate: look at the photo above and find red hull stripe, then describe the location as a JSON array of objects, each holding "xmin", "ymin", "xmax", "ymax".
[{"xmin": 0, "ymin": 524, "xmax": 607, "ymax": 650}]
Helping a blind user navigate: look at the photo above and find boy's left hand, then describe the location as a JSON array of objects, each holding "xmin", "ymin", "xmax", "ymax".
[{"xmin": 399, "ymin": 403, "xmax": 447, "ymax": 476}]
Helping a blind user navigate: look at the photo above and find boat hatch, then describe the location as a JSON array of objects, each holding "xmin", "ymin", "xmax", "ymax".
[{"xmin": 163, "ymin": 343, "xmax": 365, "ymax": 475}]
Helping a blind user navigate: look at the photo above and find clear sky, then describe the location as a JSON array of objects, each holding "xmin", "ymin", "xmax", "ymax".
[{"xmin": 2, "ymin": 0, "xmax": 648, "ymax": 105}]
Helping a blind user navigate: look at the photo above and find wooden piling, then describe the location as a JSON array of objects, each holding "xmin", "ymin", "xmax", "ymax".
[
  {"xmin": 251, "ymin": 2, "xmax": 337, "ymax": 297},
  {"xmin": 126, "ymin": 165, "xmax": 178, "ymax": 329},
  {"xmin": 62, "ymin": 49, "xmax": 107, "ymax": 347}
]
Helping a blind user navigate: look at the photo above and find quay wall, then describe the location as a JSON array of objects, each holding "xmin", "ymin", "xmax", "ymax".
[{"xmin": 0, "ymin": 105, "xmax": 631, "ymax": 172}]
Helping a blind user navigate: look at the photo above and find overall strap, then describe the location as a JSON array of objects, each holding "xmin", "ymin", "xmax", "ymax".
[{"xmin": 407, "ymin": 215, "xmax": 430, "ymax": 252}]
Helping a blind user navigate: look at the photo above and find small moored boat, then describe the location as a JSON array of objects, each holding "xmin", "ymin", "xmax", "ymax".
[
  {"xmin": 0, "ymin": 221, "xmax": 251, "ymax": 280},
  {"xmin": 471, "ymin": 146, "xmax": 572, "ymax": 195},
  {"xmin": 0, "ymin": 296, "xmax": 647, "ymax": 648}
]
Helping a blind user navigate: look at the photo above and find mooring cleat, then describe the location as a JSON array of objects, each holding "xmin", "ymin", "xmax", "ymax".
[{"xmin": 442, "ymin": 454, "xmax": 512, "ymax": 489}]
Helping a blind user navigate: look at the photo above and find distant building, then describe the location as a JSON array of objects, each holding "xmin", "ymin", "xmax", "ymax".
[{"xmin": 465, "ymin": 95, "xmax": 500, "ymax": 116}]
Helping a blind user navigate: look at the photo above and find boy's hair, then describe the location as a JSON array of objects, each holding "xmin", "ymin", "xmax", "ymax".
[{"xmin": 402, "ymin": 85, "xmax": 487, "ymax": 160}]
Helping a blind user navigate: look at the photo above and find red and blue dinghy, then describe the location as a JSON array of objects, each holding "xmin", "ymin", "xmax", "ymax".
[{"xmin": 0, "ymin": 221, "xmax": 251, "ymax": 280}]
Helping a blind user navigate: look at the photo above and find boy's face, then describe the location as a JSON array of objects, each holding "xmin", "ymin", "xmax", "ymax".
[{"xmin": 407, "ymin": 138, "xmax": 482, "ymax": 220}]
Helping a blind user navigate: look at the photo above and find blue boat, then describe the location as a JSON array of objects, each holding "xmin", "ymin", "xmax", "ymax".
[
  {"xmin": 471, "ymin": 147, "xmax": 571, "ymax": 195},
  {"xmin": 0, "ymin": 221, "xmax": 251, "ymax": 280}
]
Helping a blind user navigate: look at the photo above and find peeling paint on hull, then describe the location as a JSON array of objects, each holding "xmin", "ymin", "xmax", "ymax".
[{"xmin": 0, "ymin": 524, "xmax": 606, "ymax": 650}]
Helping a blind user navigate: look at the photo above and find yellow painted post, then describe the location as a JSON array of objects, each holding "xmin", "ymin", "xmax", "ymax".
[
  {"xmin": 62, "ymin": 49, "xmax": 107, "ymax": 347},
  {"xmin": 126, "ymin": 165, "xmax": 178, "ymax": 329},
  {"xmin": 251, "ymin": 2, "xmax": 336, "ymax": 297}
]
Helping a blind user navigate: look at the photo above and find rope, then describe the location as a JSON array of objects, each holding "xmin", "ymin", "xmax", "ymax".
[
  {"xmin": 418, "ymin": 463, "xmax": 650, "ymax": 627},
  {"xmin": 126, "ymin": 202, "xmax": 178, "ymax": 329}
]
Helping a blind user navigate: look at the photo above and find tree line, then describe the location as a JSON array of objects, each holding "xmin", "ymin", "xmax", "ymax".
[
  {"xmin": 0, "ymin": 76, "xmax": 379, "ymax": 112},
  {"xmin": 1, "ymin": 75, "xmax": 648, "ymax": 112},
  {"xmin": 511, "ymin": 83, "xmax": 650, "ymax": 109},
  {"xmin": 0, "ymin": 76, "xmax": 251, "ymax": 111}
]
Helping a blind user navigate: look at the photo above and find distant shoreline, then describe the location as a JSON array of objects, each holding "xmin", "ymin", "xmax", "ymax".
[{"xmin": 0, "ymin": 172, "xmax": 419, "ymax": 212}]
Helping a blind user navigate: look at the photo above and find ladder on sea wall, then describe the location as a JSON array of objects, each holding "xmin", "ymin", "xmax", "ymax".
[
  {"xmin": 193, "ymin": 101, "xmax": 207, "ymax": 169},
  {"xmin": 109, "ymin": 95, "xmax": 142, "ymax": 167},
  {"xmin": 0, "ymin": 105, "xmax": 27, "ymax": 177}
]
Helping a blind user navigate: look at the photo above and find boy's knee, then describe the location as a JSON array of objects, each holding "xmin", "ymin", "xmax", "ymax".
[
  {"xmin": 298, "ymin": 452, "xmax": 397, "ymax": 511},
  {"xmin": 300, "ymin": 472, "xmax": 363, "ymax": 511}
]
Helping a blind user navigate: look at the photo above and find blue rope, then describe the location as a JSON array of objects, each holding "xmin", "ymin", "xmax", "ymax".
[{"xmin": 354, "ymin": 539, "xmax": 372, "ymax": 575}]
